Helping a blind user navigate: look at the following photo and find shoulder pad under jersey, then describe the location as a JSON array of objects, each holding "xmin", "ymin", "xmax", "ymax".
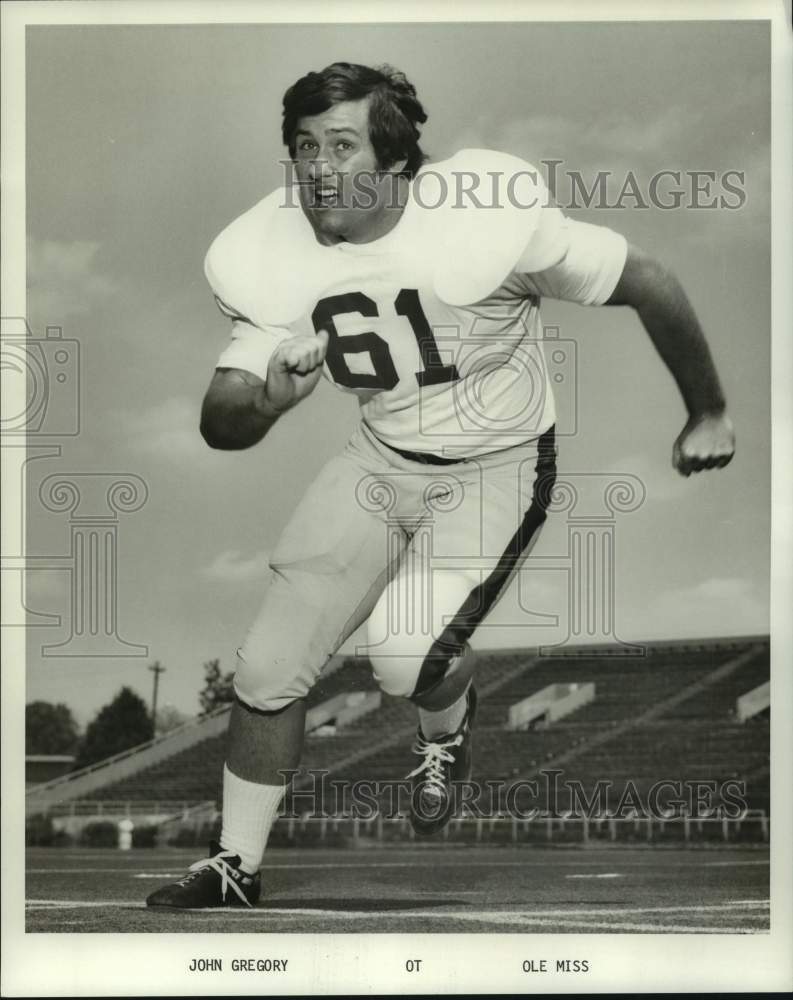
[
  {"xmin": 204, "ymin": 187, "xmax": 328, "ymax": 327},
  {"xmin": 414, "ymin": 149, "xmax": 561, "ymax": 306},
  {"xmin": 205, "ymin": 150, "xmax": 561, "ymax": 324}
]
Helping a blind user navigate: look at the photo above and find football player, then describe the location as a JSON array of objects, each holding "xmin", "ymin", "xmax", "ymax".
[{"xmin": 147, "ymin": 63, "xmax": 735, "ymax": 909}]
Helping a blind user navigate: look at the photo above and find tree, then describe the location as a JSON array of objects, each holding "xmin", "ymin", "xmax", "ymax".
[
  {"xmin": 74, "ymin": 687, "xmax": 154, "ymax": 769},
  {"xmin": 198, "ymin": 658, "xmax": 235, "ymax": 714},
  {"xmin": 155, "ymin": 703, "xmax": 193, "ymax": 735},
  {"xmin": 26, "ymin": 701, "xmax": 80, "ymax": 755}
]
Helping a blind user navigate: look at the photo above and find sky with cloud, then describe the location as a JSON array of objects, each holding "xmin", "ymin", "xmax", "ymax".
[{"xmin": 21, "ymin": 20, "xmax": 770, "ymax": 724}]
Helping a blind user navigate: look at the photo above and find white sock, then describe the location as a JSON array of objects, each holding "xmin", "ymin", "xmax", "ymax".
[
  {"xmin": 219, "ymin": 764, "xmax": 285, "ymax": 874},
  {"xmin": 419, "ymin": 685, "xmax": 471, "ymax": 740}
]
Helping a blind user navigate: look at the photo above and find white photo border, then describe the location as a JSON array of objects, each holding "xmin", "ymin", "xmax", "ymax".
[{"xmin": 2, "ymin": 1, "xmax": 791, "ymax": 995}]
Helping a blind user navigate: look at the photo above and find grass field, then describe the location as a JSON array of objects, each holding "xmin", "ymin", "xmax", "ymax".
[{"xmin": 26, "ymin": 844, "xmax": 770, "ymax": 933}]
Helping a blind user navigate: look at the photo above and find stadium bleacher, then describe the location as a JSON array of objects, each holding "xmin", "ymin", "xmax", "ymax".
[{"xmin": 52, "ymin": 636, "xmax": 770, "ymax": 821}]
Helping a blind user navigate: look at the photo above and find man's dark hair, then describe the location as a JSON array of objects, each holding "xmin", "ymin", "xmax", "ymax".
[{"xmin": 282, "ymin": 62, "xmax": 428, "ymax": 177}]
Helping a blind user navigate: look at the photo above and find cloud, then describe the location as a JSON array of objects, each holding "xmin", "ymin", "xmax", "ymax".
[
  {"xmin": 27, "ymin": 239, "xmax": 119, "ymax": 321},
  {"xmin": 453, "ymin": 107, "xmax": 707, "ymax": 175},
  {"xmin": 649, "ymin": 576, "xmax": 768, "ymax": 635},
  {"xmin": 449, "ymin": 110, "xmax": 769, "ymax": 247},
  {"xmin": 677, "ymin": 142, "xmax": 769, "ymax": 248},
  {"xmin": 613, "ymin": 452, "xmax": 691, "ymax": 504},
  {"xmin": 121, "ymin": 396, "xmax": 205, "ymax": 458},
  {"xmin": 202, "ymin": 549, "xmax": 271, "ymax": 583}
]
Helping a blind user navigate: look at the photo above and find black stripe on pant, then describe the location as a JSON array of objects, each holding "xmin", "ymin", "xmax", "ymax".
[{"xmin": 411, "ymin": 425, "xmax": 557, "ymax": 701}]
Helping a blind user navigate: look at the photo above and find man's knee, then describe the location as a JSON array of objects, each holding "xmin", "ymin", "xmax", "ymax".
[
  {"xmin": 369, "ymin": 639, "xmax": 476, "ymax": 708},
  {"xmin": 233, "ymin": 639, "xmax": 318, "ymax": 713},
  {"xmin": 369, "ymin": 653, "xmax": 417, "ymax": 698}
]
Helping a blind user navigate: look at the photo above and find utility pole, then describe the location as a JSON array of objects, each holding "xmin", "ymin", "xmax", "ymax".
[{"xmin": 148, "ymin": 661, "xmax": 166, "ymax": 732}]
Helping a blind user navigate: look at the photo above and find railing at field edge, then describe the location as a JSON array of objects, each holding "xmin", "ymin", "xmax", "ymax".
[{"xmin": 271, "ymin": 810, "xmax": 769, "ymax": 845}]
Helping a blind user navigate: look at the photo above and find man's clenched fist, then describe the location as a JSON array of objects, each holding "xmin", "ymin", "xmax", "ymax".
[
  {"xmin": 265, "ymin": 329, "xmax": 330, "ymax": 412},
  {"xmin": 672, "ymin": 411, "xmax": 735, "ymax": 477}
]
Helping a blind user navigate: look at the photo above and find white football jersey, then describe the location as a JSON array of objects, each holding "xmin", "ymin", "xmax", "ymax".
[{"xmin": 206, "ymin": 149, "xmax": 627, "ymax": 457}]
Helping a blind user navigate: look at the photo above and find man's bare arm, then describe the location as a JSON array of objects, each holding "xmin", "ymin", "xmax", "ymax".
[
  {"xmin": 200, "ymin": 368, "xmax": 281, "ymax": 450},
  {"xmin": 606, "ymin": 244, "xmax": 735, "ymax": 476},
  {"xmin": 201, "ymin": 330, "xmax": 329, "ymax": 450}
]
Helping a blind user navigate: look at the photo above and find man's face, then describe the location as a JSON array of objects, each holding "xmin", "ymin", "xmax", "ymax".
[{"xmin": 293, "ymin": 97, "xmax": 405, "ymax": 244}]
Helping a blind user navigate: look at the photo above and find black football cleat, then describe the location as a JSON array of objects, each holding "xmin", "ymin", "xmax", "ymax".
[
  {"xmin": 407, "ymin": 685, "xmax": 478, "ymax": 836},
  {"xmin": 146, "ymin": 840, "xmax": 260, "ymax": 909}
]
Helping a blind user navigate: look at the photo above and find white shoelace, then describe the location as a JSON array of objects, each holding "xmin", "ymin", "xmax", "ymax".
[
  {"xmin": 178, "ymin": 850, "xmax": 253, "ymax": 907},
  {"xmin": 406, "ymin": 734, "xmax": 464, "ymax": 797}
]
